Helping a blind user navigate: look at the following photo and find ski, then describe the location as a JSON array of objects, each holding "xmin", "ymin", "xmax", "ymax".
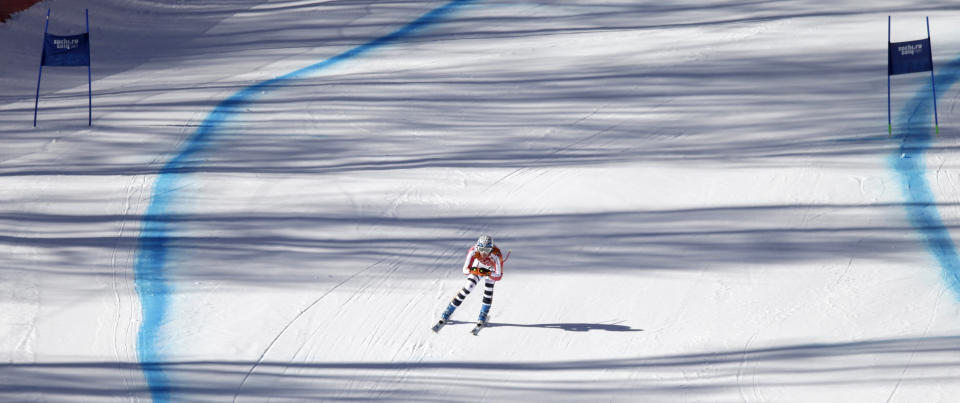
[
  {"xmin": 432, "ymin": 320, "xmax": 446, "ymax": 333},
  {"xmin": 471, "ymin": 321, "xmax": 486, "ymax": 335}
]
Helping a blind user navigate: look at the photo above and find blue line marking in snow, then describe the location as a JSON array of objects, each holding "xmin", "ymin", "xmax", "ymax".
[
  {"xmin": 890, "ymin": 55, "xmax": 960, "ymax": 299},
  {"xmin": 133, "ymin": 1, "xmax": 477, "ymax": 401}
]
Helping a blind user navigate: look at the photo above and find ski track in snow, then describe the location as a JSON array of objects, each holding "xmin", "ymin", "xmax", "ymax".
[
  {"xmin": 231, "ymin": 258, "xmax": 387, "ymax": 403},
  {"xmin": 131, "ymin": 1, "xmax": 478, "ymax": 401}
]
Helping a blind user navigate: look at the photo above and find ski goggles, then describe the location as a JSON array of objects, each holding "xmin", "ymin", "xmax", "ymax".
[{"xmin": 476, "ymin": 243, "xmax": 493, "ymax": 254}]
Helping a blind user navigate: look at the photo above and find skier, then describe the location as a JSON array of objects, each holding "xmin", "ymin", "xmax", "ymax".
[{"xmin": 433, "ymin": 234, "xmax": 506, "ymax": 334}]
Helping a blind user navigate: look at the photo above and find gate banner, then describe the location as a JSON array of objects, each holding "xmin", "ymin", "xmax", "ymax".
[
  {"xmin": 887, "ymin": 17, "xmax": 939, "ymax": 136},
  {"xmin": 41, "ymin": 33, "xmax": 90, "ymax": 66},
  {"xmin": 888, "ymin": 38, "xmax": 932, "ymax": 76},
  {"xmin": 34, "ymin": 9, "xmax": 93, "ymax": 127}
]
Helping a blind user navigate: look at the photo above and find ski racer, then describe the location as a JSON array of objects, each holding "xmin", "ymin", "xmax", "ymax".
[{"xmin": 435, "ymin": 234, "xmax": 505, "ymax": 330}]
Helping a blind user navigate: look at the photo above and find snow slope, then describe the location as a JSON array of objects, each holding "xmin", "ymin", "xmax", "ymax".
[{"xmin": 2, "ymin": 0, "xmax": 960, "ymax": 401}]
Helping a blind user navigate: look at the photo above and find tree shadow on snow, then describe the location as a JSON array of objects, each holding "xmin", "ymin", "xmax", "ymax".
[{"xmin": 2, "ymin": 335, "xmax": 959, "ymax": 401}]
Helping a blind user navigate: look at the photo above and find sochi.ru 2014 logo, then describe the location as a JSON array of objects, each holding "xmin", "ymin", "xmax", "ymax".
[
  {"xmin": 898, "ymin": 43, "xmax": 922, "ymax": 56},
  {"xmin": 53, "ymin": 38, "xmax": 80, "ymax": 50}
]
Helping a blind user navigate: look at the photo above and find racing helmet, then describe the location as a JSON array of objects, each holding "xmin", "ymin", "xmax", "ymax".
[{"xmin": 476, "ymin": 234, "xmax": 494, "ymax": 255}]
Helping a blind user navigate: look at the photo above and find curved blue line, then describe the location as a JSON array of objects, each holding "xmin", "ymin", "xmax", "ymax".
[
  {"xmin": 890, "ymin": 55, "xmax": 960, "ymax": 299},
  {"xmin": 133, "ymin": 1, "xmax": 477, "ymax": 401}
]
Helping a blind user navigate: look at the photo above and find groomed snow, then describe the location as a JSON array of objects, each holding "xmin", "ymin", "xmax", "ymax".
[{"xmin": 2, "ymin": 1, "xmax": 960, "ymax": 401}]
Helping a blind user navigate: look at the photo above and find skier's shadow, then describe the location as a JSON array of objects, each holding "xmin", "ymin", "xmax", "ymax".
[
  {"xmin": 448, "ymin": 321, "xmax": 642, "ymax": 332},
  {"xmin": 493, "ymin": 322, "xmax": 643, "ymax": 332}
]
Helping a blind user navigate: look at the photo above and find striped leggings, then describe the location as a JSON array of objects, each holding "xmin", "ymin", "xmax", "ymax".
[{"xmin": 450, "ymin": 274, "xmax": 495, "ymax": 309}]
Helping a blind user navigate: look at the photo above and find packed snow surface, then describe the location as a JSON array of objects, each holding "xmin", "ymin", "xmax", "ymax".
[{"xmin": 2, "ymin": 1, "xmax": 960, "ymax": 401}]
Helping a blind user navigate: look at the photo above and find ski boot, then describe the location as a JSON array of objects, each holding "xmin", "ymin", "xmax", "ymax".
[
  {"xmin": 472, "ymin": 305, "xmax": 491, "ymax": 335},
  {"xmin": 432, "ymin": 303, "xmax": 457, "ymax": 333}
]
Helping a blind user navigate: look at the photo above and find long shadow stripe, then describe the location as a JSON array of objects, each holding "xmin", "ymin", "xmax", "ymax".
[
  {"xmin": 133, "ymin": 1, "xmax": 477, "ymax": 401},
  {"xmin": 890, "ymin": 54, "xmax": 960, "ymax": 299}
]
